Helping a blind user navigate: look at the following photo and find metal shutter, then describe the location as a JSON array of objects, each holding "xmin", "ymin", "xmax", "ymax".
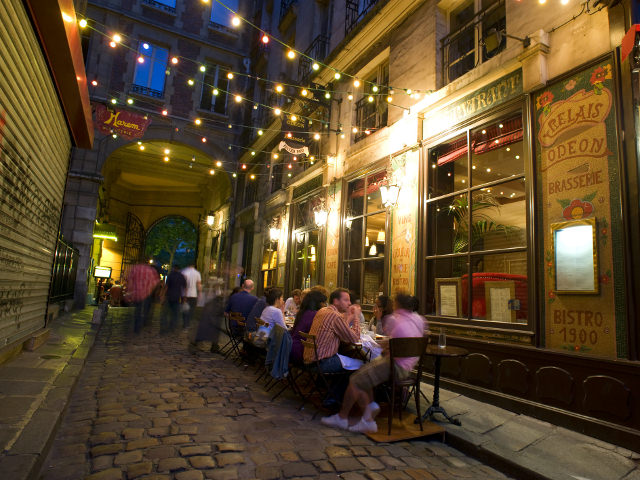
[{"xmin": 0, "ymin": 0, "xmax": 72, "ymax": 346}]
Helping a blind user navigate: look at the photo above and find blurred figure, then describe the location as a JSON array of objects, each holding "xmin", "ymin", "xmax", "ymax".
[
  {"xmin": 160, "ymin": 265, "xmax": 186, "ymax": 334},
  {"xmin": 181, "ymin": 263, "xmax": 202, "ymax": 329},
  {"xmin": 369, "ymin": 295, "xmax": 394, "ymax": 334},
  {"xmin": 189, "ymin": 277, "xmax": 225, "ymax": 354},
  {"xmin": 109, "ymin": 281, "xmax": 122, "ymax": 307},
  {"xmin": 126, "ymin": 263, "xmax": 160, "ymax": 334}
]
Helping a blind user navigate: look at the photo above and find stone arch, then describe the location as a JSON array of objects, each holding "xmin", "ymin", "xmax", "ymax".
[{"xmin": 144, "ymin": 215, "xmax": 198, "ymax": 270}]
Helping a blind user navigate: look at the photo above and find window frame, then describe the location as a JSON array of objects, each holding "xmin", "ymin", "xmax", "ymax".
[
  {"xmin": 419, "ymin": 99, "xmax": 536, "ymax": 333},
  {"xmin": 210, "ymin": 0, "xmax": 238, "ymax": 28},
  {"xmin": 340, "ymin": 166, "xmax": 390, "ymax": 307},
  {"xmin": 200, "ymin": 64, "xmax": 230, "ymax": 115},
  {"xmin": 132, "ymin": 40, "xmax": 169, "ymax": 97},
  {"xmin": 441, "ymin": 0, "xmax": 506, "ymax": 85},
  {"xmin": 260, "ymin": 239, "xmax": 279, "ymax": 293},
  {"xmin": 354, "ymin": 62, "xmax": 389, "ymax": 142}
]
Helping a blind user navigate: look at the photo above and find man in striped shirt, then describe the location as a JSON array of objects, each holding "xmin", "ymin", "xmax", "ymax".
[{"xmin": 304, "ymin": 288, "xmax": 360, "ymax": 373}]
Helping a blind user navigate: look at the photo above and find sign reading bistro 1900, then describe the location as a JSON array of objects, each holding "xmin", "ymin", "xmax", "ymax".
[{"xmin": 535, "ymin": 57, "xmax": 625, "ymax": 359}]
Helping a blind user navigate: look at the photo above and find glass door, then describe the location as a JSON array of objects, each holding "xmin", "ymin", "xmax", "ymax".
[{"xmin": 291, "ymin": 229, "xmax": 319, "ymax": 290}]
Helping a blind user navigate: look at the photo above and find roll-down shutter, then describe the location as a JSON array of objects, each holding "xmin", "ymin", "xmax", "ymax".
[{"xmin": 0, "ymin": 0, "xmax": 72, "ymax": 346}]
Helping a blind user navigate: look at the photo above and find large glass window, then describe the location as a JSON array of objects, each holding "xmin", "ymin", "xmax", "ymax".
[
  {"xmin": 343, "ymin": 170, "xmax": 388, "ymax": 305},
  {"xmin": 424, "ymin": 110, "xmax": 528, "ymax": 325},
  {"xmin": 132, "ymin": 41, "xmax": 168, "ymax": 97},
  {"xmin": 200, "ymin": 65, "xmax": 229, "ymax": 115},
  {"xmin": 261, "ymin": 240, "xmax": 278, "ymax": 291}
]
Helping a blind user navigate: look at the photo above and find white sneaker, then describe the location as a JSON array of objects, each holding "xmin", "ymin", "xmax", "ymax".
[
  {"xmin": 365, "ymin": 401, "xmax": 380, "ymax": 421},
  {"xmin": 321, "ymin": 413, "xmax": 349, "ymax": 430},
  {"xmin": 348, "ymin": 418, "xmax": 378, "ymax": 433}
]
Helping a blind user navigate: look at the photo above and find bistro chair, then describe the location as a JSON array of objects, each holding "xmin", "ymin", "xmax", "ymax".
[
  {"xmin": 222, "ymin": 312, "xmax": 245, "ymax": 362},
  {"xmin": 385, "ymin": 336, "xmax": 430, "ymax": 435},
  {"xmin": 253, "ymin": 318, "xmax": 270, "ymax": 381}
]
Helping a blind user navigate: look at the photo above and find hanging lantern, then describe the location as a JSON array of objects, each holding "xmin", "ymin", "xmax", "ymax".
[{"xmin": 380, "ymin": 183, "xmax": 401, "ymax": 208}]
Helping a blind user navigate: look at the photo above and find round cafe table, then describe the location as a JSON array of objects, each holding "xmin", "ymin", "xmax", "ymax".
[{"xmin": 419, "ymin": 345, "xmax": 469, "ymax": 426}]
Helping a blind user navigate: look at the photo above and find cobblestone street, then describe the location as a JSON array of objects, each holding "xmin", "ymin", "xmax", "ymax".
[{"xmin": 39, "ymin": 308, "xmax": 509, "ymax": 480}]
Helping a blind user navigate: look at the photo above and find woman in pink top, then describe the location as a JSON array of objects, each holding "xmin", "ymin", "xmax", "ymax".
[{"xmin": 321, "ymin": 293, "xmax": 427, "ymax": 433}]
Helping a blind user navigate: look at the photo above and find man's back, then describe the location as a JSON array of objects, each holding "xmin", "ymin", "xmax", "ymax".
[
  {"xmin": 182, "ymin": 267, "xmax": 201, "ymax": 297},
  {"xmin": 304, "ymin": 305, "xmax": 358, "ymax": 363},
  {"xmin": 166, "ymin": 270, "xmax": 186, "ymax": 302},
  {"xmin": 226, "ymin": 290, "xmax": 258, "ymax": 319}
]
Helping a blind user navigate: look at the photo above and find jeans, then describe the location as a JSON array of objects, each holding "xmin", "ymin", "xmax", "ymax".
[
  {"xmin": 133, "ymin": 296, "xmax": 152, "ymax": 333},
  {"xmin": 318, "ymin": 354, "xmax": 347, "ymax": 373},
  {"xmin": 318, "ymin": 354, "xmax": 350, "ymax": 404},
  {"xmin": 182, "ymin": 297, "xmax": 198, "ymax": 328}
]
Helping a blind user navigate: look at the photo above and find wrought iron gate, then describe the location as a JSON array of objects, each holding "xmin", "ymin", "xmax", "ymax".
[{"xmin": 120, "ymin": 212, "xmax": 145, "ymax": 281}]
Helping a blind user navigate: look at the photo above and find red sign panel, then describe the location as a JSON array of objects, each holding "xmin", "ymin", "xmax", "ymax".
[{"xmin": 94, "ymin": 104, "xmax": 151, "ymax": 140}]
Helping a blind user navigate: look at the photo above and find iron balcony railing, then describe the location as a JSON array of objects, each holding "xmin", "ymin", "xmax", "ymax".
[
  {"xmin": 441, "ymin": 0, "xmax": 505, "ymax": 85},
  {"xmin": 298, "ymin": 34, "xmax": 329, "ymax": 83},
  {"xmin": 141, "ymin": 0, "xmax": 176, "ymax": 14},
  {"xmin": 130, "ymin": 84, "xmax": 164, "ymax": 98},
  {"xmin": 345, "ymin": 0, "xmax": 379, "ymax": 36},
  {"xmin": 279, "ymin": 0, "xmax": 297, "ymax": 24}
]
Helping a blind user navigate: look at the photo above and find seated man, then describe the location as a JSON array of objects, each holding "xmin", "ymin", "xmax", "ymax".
[
  {"xmin": 108, "ymin": 281, "xmax": 123, "ymax": 307},
  {"xmin": 225, "ymin": 279, "xmax": 258, "ymax": 327},
  {"xmin": 304, "ymin": 288, "xmax": 361, "ymax": 404},
  {"xmin": 284, "ymin": 289, "xmax": 302, "ymax": 316},
  {"xmin": 321, "ymin": 293, "xmax": 427, "ymax": 433}
]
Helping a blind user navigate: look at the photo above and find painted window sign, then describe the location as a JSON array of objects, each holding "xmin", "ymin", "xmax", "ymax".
[{"xmin": 534, "ymin": 58, "xmax": 625, "ymax": 359}]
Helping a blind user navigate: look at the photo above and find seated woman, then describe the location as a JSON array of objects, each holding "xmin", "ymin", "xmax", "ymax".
[
  {"xmin": 289, "ymin": 289, "xmax": 327, "ymax": 364},
  {"xmin": 321, "ymin": 293, "xmax": 427, "ymax": 433},
  {"xmin": 369, "ymin": 295, "xmax": 394, "ymax": 335},
  {"xmin": 253, "ymin": 288, "xmax": 287, "ymax": 346}
]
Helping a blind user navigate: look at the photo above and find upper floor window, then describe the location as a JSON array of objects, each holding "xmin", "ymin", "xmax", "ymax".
[
  {"xmin": 442, "ymin": 0, "xmax": 505, "ymax": 84},
  {"xmin": 211, "ymin": 0, "xmax": 238, "ymax": 28},
  {"xmin": 345, "ymin": 0, "xmax": 380, "ymax": 36},
  {"xmin": 132, "ymin": 41, "xmax": 168, "ymax": 97},
  {"xmin": 354, "ymin": 63, "xmax": 388, "ymax": 142},
  {"xmin": 200, "ymin": 65, "xmax": 229, "ymax": 115}
]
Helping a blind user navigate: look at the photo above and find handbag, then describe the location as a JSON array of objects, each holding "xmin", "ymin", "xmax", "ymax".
[{"xmin": 181, "ymin": 302, "xmax": 190, "ymax": 313}]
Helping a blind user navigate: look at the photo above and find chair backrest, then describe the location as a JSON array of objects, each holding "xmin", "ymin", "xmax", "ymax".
[
  {"xmin": 389, "ymin": 337, "xmax": 429, "ymax": 359},
  {"xmin": 256, "ymin": 317, "xmax": 269, "ymax": 328},
  {"xmin": 230, "ymin": 311, "xmax": 246, "ymax": 327},
  {"xmin": 298, "ymin": 331, "xmax": 318, "ymax": 362}
]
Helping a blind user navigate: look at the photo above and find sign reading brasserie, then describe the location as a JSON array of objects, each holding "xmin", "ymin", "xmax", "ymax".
[
  {"xmin": 278, "ymin": 115, "xmax": 309, "ymax": 156},
  {"xmin": 95, "ymin": 104, "xmax": 152, "ymax": 140},
  {"xmin": 423, "ymin": 69, "xmax": 522, "ymax": 139},
  {"xmin": 534, "ymin": 58, "xmax": 625, "ymax": 359}
]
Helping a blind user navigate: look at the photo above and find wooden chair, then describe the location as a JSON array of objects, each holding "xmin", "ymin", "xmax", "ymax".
[
  {"xmin": 221, "ymin": 312, "xmax": 245, "ymax": 362},
  {"xmin": 386, "ymin": 336, "xmax": 430, "ymax": 435}
]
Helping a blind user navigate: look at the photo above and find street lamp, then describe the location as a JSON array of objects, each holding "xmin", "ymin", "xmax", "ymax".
[{"xmin": 380, "ymin": 184, "xmax": 401, "ymax": 208}]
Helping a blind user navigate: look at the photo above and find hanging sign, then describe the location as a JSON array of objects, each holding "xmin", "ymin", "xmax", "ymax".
[
  {"xmin": 279, "ymin": 115, "xmax": 309, "ymax": 156},
  {"xmin": 94, "ymin": 104, "xmax": 152, "ymax": 140}
]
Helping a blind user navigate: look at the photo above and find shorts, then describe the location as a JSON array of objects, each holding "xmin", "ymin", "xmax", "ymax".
[{"xmin": 350, "ymin": 356, "xmax": 410, "ymax": 391}]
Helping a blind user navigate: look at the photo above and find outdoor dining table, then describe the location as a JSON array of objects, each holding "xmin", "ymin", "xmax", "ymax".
[{"xmin": 419, "ymin": 345, "xmax": 469, "ymax": 426}]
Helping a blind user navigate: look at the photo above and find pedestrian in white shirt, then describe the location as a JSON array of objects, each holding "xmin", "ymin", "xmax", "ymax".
[{"xmin": 181, "ymin": 264, "xmax": 202, "ymax": 328}]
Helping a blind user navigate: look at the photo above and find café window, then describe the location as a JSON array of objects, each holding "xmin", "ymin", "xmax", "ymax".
[
  {"xmin": 343, "ymin": 170, "xmax": 388, "ymax": 305},
  {"xmin": 290, "ymin": 196, "xmax": 322, "ymax": 291},
  {"xmin": 261, "ymin": 240, "xmax": 278, "ymax": 290},
  {"xmin": 424, "ymin": 109, "xmax": 528, "ymax": 325},
  {"xmin": 442, "ymin": 0, "xmax": 506, "ymax": 84},
  {"xmin": 200, "ymin": 65, "xmax": 230, "ymax": 115}
]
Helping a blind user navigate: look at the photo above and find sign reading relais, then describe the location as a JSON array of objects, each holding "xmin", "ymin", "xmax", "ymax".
[
  {"xmin": 534, "ymin": 58, "xmax": 625, "ymax": 358},
  {"xmin": 279, "ymin": 115, "xmax": 309, "ymax": 156},
  {"xmin": 389, "ymin": 149, "xmax": 419, "ymax": 294},
  {"xmin": 423, "ymin": 69, "xmax": 522, "ymax": 139},
  {"xmin": 95, "ymin": 104, "xmax": 152, "ymax": 140}
]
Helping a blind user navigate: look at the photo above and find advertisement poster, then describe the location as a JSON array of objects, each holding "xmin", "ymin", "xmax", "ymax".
[
  {"xmin": 389, "ymin": 149, "xmax": 419, "ymax": 294},
  {"xmin": 534, "ymin": 58, "xmax": 625, "ymax": 358}
]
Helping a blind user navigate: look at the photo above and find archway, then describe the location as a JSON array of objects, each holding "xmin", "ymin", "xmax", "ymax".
[{"xmin": 145, "ymin": 216, "xmax": 197, "ymax": 272}]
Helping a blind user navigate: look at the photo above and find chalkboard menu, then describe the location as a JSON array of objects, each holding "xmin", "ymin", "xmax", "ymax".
[{"xmin": 0, "ymin": 0, "xmax": 72, "ymax": 346}]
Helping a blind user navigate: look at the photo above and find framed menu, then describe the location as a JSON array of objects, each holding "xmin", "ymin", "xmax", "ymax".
[
  {"xmin": 551, "ymin": 218, "xmax": 598, "ymax": 294},
  {"xmin": 484, "ymin": 280, "xmax": 516, "ymax": 322},
  {"xmin": 435, "ymin": 278, "xmax": 462, "ymax": 317}
]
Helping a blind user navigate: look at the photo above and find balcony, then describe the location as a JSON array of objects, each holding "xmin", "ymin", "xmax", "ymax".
[
  {"xmin": 141, "ymin": 0, "xmax": 176, "ymax": 15},
  {"xmin": 298, "ymin": 35, "xmax": 329, "ymax": 83},
  {"xmin": 279, "ymin": 0, "xmax": 297, "ymax": 26},
  {"xmin": 345, "ymin": 0, "xmax": 380, "ymax": 36},
  {"xmin": 130, "ymin": 84, "xmax": 164, "ymax": 99},
  {"xmin": 354, "ymin": 94, "xmax": 386, "ymax": 142}
]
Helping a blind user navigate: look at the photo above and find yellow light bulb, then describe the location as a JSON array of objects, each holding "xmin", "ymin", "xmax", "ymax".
[
  {"xmin": 301, "ymin": 89, "xmax": 308, "ymax": 96},
  {"xmin": 227, "ymin": 72, "xmax": 234, "ymax": 79},
  {"xmin": 274, "ymin": 108, "xmax": 281, "ymax": 115},
  {"xmin": 113, "ymin": 34, "xmax": 121, "ymax": 43},
  {"xmin": 79, "ymin": 19, "xmax": 87, "ymax": 28},
  {"xmin": 231, "ymin": 16, "xmax": 241, "ymax": 27},
  {"xmin": 353, "ymin": 79, "xmax": 360, "ymax": 87},
  {"xmin": 275, "ymin": 84, "xmax": 283, "ymax": 92},
  {"xmin": 235, "ymin": 95, "xmax": 242, "ymax": 103},
  {"xmin": 216, "ymin": 161, "xmax": 222, "ymax": 167},
  {"xmin": 287, "ymin": 50, "xmax": 295, "ymax": 59},
  {"xmin": 195, "ymin": 118, "xmax": 201, "ymax": 125},
  {"xmin": 290, "ymin": 115, "xmax": 297, "ymax": 121}
]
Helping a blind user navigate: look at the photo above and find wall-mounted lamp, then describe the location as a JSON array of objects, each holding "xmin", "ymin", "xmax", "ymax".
[
  {"xmin": 314, "ymin": 208, "xmax": 328, "ymax": 227},
  {"xmin": 484, "ymin": 28, "xmax": 530, "ymax": 55},
  {"xmin": 206, "ymin": 212, "xmax": 215, "ymax": 226},
  {"xmin": 269, "ymin": 226, "xmax": 280, "ymax": 241},
  {"xmin": 380, "ymin": 184, "xmax": 401, "ymax": 208}
]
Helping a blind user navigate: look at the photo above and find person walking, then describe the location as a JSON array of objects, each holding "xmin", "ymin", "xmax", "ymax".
[
  {"xmin": 161, "ymin": 265, "xmax": 186, "ymax": 333},
  {"xmin": 181, "ymin": 263, "xmax": 202, "ymax": 329},
  {"xmin": 126, "ymin": 263, "xmax": 160, "ymax": 334}
]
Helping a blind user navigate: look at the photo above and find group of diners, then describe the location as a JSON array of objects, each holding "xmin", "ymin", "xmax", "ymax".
[{"xmin": 223, "ymin": 279, "xmax": 428, "ymax": 434}]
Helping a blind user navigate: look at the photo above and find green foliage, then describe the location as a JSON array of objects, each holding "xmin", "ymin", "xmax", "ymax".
[{"xmin": 145, "ymin": 216, "xmax": 197, "ymax": 268}]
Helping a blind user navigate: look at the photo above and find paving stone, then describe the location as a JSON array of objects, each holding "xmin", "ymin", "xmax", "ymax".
[
  {"xmin": 180, "ymin": 445, "xmax": 212, "ymax": 456},
  {"xmin": 204, "ymin": 467, "xmax": 238, "ymax": 480},
  {"xmin": 126, "ymin": 438, "xmax": 160, "ymax": 450},
  {"xmin": 326, "ymin": 446, "xmax": 351, "ymax": 458},
  {"xmin": 379, "ymin": 455, "xmax": 406, "ymax": 467},
  {"xmin": 86, "ymin": 468, "xmax": 123, "ymax": 480},
  {"xmin": 217, "ymin": 442, "xmax": 245, "ymax": 452},
  {"xmin": 313, "ymin": 460, "xmax": 335, "ymax": 473},
  {"xmin": 153, "ymin": 418, "xmax": 172, "ymax": 427},
  {"xmin": 161, "ymin": 435, "xmax": 191, "ymax": 445},
  {"xmin": 144, "ymin": 446, "xmax": 177, "ymax": 459},
  {"xmin": 279, "ymin": 451, "xmax": 299, "ymax": 462},
  {"xmin": 176, "ymin": 471, "xmax": 204, "ymax": 480},
  {"xmin": 157, "ymin": 457, "xmax": 189, "ymax": 472},
  {"xmin": 254, "ymin": 465, "xmax": 281, "ymax": 479},
  {"xmin": 189, "ymin": 455, "xmax": 216, "ymax": 469},
  {"xmin": 341, "ymin": 473, "xmax": 369, "ymax": 480},
  {"xmin": 91, "ymin": 432, "xmax": 120, "ymax": 445},
  {"xmin": 126, "ymin": 461, "xmax": 153, "ymax": 478},
  {"xmin": 91, "ymin": 443, "xmax": 123, "ymax": 457},
  {"xmin": 381, "ymin": 471, "xmax": 411, "ymax": 480},
  {"xmin": 357, "ymin": 456, "xmax": 385, "ymax": 470},
  {"xmin": 330, "ymin": 457, "xmax": 364, "ymax": 472},
  {"xmin": 114, "ymin": 450, "xmax": 143, "ymax": 465},
  {"xmin": 122, "ymin": 428, "xmax": 145, "ymax": 440},
  {"xmin": 404, "ymin": 469, "xmax": 437, "ymax": 480},
  {"xmin": 299, "ymin": 450, "xmax": 327, "ymax": 461},
  {"xmin": 92, "ymin": 455, "xmax": 114, "ymax": 472},
  {"xmin": 215, "ymin": 452, "xmax": 245, "ymax": 466},
  {"xmin": 148, "ymin": 427, "xmax": 170, "ymax": 436},
  {"xmin": 281, "ymin": 462, "xmax": 318, "ymax": 477}
]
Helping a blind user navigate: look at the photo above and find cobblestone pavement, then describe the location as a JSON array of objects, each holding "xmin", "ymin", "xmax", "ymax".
[{"xmin": 39, "ymin": 307, "xmax": 510, "ymax": 480}]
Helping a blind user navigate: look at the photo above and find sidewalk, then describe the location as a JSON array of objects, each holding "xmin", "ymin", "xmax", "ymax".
[
  {"xmin": 0, "ymin": 307, "xmax": 99, "ymax": 480},
  {"xmin": 0, "ymin": 307, "xmax": 638, "ymax": 480}
]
